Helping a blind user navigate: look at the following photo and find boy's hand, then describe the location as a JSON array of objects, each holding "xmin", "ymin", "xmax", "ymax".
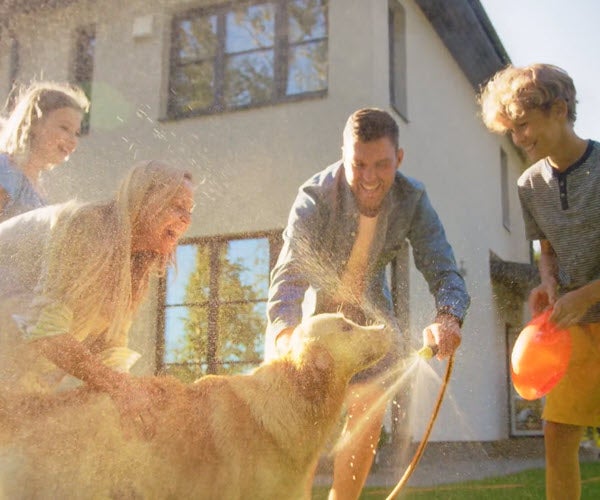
[
  {"xmin": 528, "ymin": 282, "xmax": 557, "ymax": 316},
  {"xmin": 550, "ymin": 288, "xmax": 593, "ymax": 328}
]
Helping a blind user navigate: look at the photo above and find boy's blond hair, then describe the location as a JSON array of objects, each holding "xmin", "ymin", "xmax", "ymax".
[{"xmin": 478, "ymin": 63, "xmax": 577, "ymax": 133}]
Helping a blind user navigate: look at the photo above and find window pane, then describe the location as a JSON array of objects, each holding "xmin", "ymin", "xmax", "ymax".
[
  {"xmin": 166, "ymin": 244, "xmax": 210, "ymax": 305},
  {"xmin": 219, "ymin": 238, "xmax": 270, "ymax": 301},
  {"xmin": 170, "ymin": 62, "xmax": 215, "ymax": 114},
  {"xmin": 164, "ymin": 305, "xmax": 208, "ymax": 364},
  {"xmin": 288, "ymin": 0, "xmax": 327, "ymax": 43},
  {"xmin": 175, "ymin": 16, "xmax": 218, "ymax": 62},
  {"xmin": 287, "ymin": 41, "xmax": 327, "ymax": 94},
  {"xmin": 226, "ymin": 3, "xmax": 275, "ymax": 53},
  {"xmin": 217, "ymin": 302, "xmax": 266, "ymax": 369},
  {"xmin": 224, "ymin": 50, "xmax": 274, "ymax": 106},
  {"xmin": 164, "ymin": 362, "xmax": 206, "ymax": 382}
]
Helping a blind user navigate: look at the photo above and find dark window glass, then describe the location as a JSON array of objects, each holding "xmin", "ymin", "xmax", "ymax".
[
  {"xmin": 168, "ymin": 0, "xmax": 328, "ymax": 118},
  {"xmin": 73, "ymin": 25, "xmax": 95, "ymax": 134}
]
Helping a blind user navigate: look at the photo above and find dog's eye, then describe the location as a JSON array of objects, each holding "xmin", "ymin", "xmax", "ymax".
[{"xmin": 341, "ymin": 323, "xmax": 353, "ymax": 332}]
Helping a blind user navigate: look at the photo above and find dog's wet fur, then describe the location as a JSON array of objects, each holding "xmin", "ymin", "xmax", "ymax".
[{"xmin": 0, "ymin": 313, "xmax": 391, "ymax": 499}]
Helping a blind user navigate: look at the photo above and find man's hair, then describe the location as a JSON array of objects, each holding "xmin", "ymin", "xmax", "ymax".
[
  {"xmin": 478, "ymin": 63, "xmax": 577, "ymax": 133},
  {"xmin": 343, "ymin": 108, "xmax": 399, "ymax": 149}
]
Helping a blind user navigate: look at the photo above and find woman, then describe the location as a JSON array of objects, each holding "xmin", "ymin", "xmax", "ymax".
[
  {"xmin": 0, "ymin": 81, "xmax": 89, "ymax": 222},
  {"xmin": 0, "ymin": 160, "xmax": 194, "ymax": 435}
]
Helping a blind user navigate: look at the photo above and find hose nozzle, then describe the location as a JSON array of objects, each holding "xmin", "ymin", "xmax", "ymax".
[{"xmin": 417, "ymin": 344, "xmax": 439, "ymax": 360}]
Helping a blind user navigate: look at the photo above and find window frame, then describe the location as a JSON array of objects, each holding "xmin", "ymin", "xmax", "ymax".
[
  {"xmin": 388, "ymin": 1, "xmax": 408, "ymax": 122},
  {"xmin": 500, "ymin": 147, "xmax": 510, "ymax": 231},
  {"xmin": 507, "ymin": 324, "xmax": 544, "ymax": 437},
  {"xmin": 166, "ymin": 0, "xmax": 328, "ymax": 120},
  {"xmin": 72, "ymin": 24, "xmax": 96, "ymax": 135},
  {"xmin": 156, "ymin": 230, "xmax": 283, "ymax": 376}
]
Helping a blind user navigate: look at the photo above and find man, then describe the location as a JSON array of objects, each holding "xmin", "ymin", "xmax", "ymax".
[
  {"xmin": 479, "ymin": 63, "xmax": 600, "ymax": 500},
  {"xmin": 266, "ymin": 108, "xmax": 470, "ymax": 499}
]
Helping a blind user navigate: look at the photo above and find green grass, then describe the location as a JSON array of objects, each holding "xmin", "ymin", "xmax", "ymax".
[{"xmin": 313, "ymin": 462, "xmax": 600, "ymax": 499}]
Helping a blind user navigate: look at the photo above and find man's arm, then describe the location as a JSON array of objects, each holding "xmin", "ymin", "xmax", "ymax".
[
  {"xmin": 407, "ymin": 190, "xmax": 469, "ymax": 358},
  {"xmin": 266, "ymin": 187, "xmax": 323, "ymax": 359}
]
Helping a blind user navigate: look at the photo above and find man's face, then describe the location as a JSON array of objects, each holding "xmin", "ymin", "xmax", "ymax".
[
  {"xmin": 342, "ymin": 136, "xmax": 403, "ymax": 217},
  {"xmin": 500, "ymin": 105, "xmax": 564, "ymax": 163}
]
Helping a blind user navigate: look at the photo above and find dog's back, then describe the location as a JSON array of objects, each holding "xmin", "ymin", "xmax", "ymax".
[{"xmin": 0, "ymin": 313, "xmax": 391, "ymax": 499}]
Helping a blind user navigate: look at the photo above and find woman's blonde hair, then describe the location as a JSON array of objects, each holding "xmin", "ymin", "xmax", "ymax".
[
  {"xmin": 42, "ymin": 160, "xmax": 192, "ymax": 345},
  {"xmin": 479, "ymin": 63, "xmax": 577, "ymax": 133},
  {"xmin": 0, "ymin": 81, "xmax": 89, "ymax": 158}
]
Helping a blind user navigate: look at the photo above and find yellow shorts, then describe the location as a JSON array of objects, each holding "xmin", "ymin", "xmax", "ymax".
[{"xmin": 543, "ymin": 322, "xmax": 600, "ymax": 426}]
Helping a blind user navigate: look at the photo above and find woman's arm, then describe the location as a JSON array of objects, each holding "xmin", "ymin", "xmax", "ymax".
[{"xmin": 34, "ymin": 333, "xmax": 161, "ymax": 438}]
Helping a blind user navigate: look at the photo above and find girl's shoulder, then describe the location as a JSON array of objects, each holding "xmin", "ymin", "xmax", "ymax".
[{"xmin": 0, "ymin": 154, "xmax": 25, "ymax": 194}]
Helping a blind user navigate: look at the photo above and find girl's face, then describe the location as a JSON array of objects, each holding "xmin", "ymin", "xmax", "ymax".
[
  {"xmin": 131, "ymin": 179, "xmax": 195, "ymax": 256},
  {"xmin": 29, "ymin": 107, "xmax": 83, "ymax": 169}
]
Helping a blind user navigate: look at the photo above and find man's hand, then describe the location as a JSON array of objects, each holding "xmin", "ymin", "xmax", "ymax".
[
  {"xmin": 275, "ymin": 326, "xmax": 296, "ymax": 356},
  {"xmin": 422, "ymin": 313, "xmax": 462, "ymax": 359}
]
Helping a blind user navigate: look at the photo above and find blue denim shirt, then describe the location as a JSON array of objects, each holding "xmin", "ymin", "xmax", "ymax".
[
  {"xmin": 0, "ymin": 154, "xmax": 46, "ymax": 223},
  {"xmin": 266, "ymin": 161, "xmax": 470, "ymax": 356}
]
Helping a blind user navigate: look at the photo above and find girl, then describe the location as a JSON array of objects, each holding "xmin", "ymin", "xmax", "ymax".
[{"xmin": 0, "ymin": 81, "xmax": 89, "ymax": 222}]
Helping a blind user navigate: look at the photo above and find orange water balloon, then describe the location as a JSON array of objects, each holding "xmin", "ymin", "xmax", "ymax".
[{"xmin": 510, "ymin": 310, "xmax": 572, "ymax": 400}]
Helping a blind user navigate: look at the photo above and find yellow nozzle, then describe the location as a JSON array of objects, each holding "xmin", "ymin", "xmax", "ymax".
[{"xmin": 417, "ymin": 345, "xmax": 438, "ymax": 360}]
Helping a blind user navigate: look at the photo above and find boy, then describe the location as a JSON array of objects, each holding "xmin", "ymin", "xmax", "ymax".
[{"xmin": 479, "ymin": 63, "xmax": 600, "ymax": 500}]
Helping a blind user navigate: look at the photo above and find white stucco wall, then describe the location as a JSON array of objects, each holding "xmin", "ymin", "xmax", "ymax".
[{"xmin": 0, "ymin": 0, "xmax": 530, "ymax": 442}]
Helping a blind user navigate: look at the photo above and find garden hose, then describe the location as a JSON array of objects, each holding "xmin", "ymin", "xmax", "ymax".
[{"xmin": 385, "ymin": 347, "xmax": 455, "ymax": 499}]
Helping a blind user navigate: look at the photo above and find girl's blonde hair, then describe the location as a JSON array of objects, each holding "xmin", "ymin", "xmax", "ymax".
[
  {"xmin": 479, "ymin": 63, "xmax": 577, "ymax": 133},
  {"xmin": 0, "ymin": 81, "xmax": 89, "ymax": 158},
  {"xmin": 42, "ymin": 160, "xmax": 192, "ymax": 346}
]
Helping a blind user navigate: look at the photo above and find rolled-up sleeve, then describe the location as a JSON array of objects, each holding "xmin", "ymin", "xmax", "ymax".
[{"xmin": 266, "ymin": 186, "xmax": 325, "ymax": 358}]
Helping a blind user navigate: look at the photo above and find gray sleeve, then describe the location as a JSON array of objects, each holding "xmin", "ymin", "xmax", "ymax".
[
  {"xmin": 265, "ymin": 186, "xmax": 325, "ymax": 357},
  {"xmin": 407, "ymin": 190, "xmax": 470, "ymax": 322}
]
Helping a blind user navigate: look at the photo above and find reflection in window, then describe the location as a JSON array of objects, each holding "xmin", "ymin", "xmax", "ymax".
[
  {"xmin": 159, "ymin": 233, "xmax": 281, "ymax": 381},
  {"xmin": 388, "ymin": 1, "xmax": 407, "ymax": 120},
  {"xmin": 73, "ymin": 25, "xmax": 95, "ymax": 134},
  {"xmin": 168, "ymin": 0, "xmax": 328, "ymax": 118}
]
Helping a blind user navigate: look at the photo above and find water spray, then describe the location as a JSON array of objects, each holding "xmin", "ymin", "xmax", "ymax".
[{"xmin": 385, "ymin": 343, "xmax": 455, "ymax": 500}]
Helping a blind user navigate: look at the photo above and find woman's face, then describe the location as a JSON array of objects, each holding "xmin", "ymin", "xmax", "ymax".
[
  {"xmin": 29, "ymin": 107, "xmax": 83, "ymax": 169},
  {"xmin": 131, "ymin": 179, "xmax": 195, "ymax": 256}
]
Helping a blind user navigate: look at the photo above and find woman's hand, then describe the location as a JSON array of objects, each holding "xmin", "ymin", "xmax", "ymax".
[{"xmin": 107, "ymin": 376, "xmax": 166, "ymax": 440}]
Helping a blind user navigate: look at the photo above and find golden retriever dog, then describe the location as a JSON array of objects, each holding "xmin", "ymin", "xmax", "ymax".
[{"xmin": 0, "ymin": 313, "xmax": 391, "ymax": 499}]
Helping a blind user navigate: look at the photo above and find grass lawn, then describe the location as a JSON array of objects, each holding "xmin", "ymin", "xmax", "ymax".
[{"xmin": 313, "ymin": 461, "xmax": 600, "ymax": 499}]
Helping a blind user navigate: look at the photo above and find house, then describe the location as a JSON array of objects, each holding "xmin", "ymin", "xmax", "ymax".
[{"xmin": 0, "ymin": 0, "xmax": 540, "ymax": 453}]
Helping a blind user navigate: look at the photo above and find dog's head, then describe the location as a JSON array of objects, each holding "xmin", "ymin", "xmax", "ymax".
[{"xmin": 289, "ymin": 313, "xmax": 392, "ymax": 382}]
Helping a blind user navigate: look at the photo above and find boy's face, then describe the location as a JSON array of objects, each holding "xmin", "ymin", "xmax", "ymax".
[
  {"xmin": 342, "ymin": 136, "xmax": 403, "ymax": 217},
  {"xmin": 499, "ymin": 105, "xmax": 565, "ymax": 163}
]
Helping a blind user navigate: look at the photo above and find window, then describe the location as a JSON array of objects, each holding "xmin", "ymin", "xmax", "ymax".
[
  {"xmin": 168, "ymin": 0, "xmax": 328, "ymax": 118},
  {"xmin": 500, "ymin": 148, "xmax": 510, "ymax": 231},
  {"xmin": 9, "ymin": 36, "xmax": 19, "ymax": 90},
  {"xmin": 158, "ymin": 232, "xmax": 282, "ymax": 381},
  {"xmin": 389, "ymin": 1, "xmax": 407, "ymax": 120},
  {"xmin": 73, "ymin": 25, "xmax": 95, "ymax": 134},
  {"xmin": 507, "ymin": 325, "xmax": 544, "ymax": 436}
]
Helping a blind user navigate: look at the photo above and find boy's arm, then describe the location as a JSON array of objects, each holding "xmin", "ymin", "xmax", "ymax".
[
  {"xmin": 529, "ymin": 239, "xmax": 559, "ymax": 315},
  {"xmin": 533, "ymin": 240, "xmax": 600, "ymax": 327}
]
